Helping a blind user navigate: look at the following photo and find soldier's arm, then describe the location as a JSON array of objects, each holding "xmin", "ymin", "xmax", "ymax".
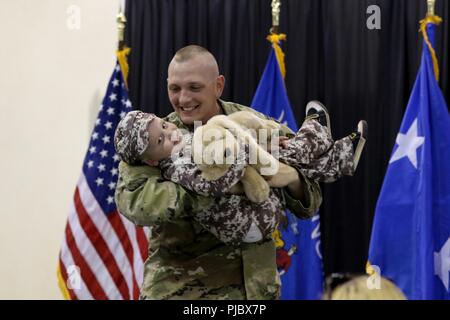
[
  {"xmin": 115, "ymin": 161, "xmax": 199, "ymax": 226},
  {"xmin": 283, "ymin": 169, "xmax": 322, "ymax": 219}
]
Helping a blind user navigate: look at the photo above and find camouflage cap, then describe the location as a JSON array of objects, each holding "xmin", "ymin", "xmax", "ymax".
[{"xmin": 114, "ymin": 111, "xmax": 156, "ymax": 164}]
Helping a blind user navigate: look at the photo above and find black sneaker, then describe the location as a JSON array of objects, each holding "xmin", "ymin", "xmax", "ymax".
[
  {"xmin": 349, "ymin": 120, "xmax": 368, "ymax": 171},
  {"xmin": 305, "ymin": 100, "xmax": 331, "ymax": 134}
]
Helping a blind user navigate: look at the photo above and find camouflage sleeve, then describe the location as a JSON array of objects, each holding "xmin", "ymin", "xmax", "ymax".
[
  {"xmin": 161, "ymin": 145, "xmax": 247, "ymax": 197},
  {"xmin": 283, "ymin": 169, "xmax": 322, "ymax": 219},
  {"xmin": 115, "ymin": 161, "xmax": 201, "ymax": 226},
  {"xmin": 162, "ymin": 162, "xmax": 246, "ymax": 197}
]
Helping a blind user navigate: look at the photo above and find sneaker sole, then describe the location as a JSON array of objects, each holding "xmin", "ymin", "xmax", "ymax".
[
  {"xmin": 353, "ymin": 120, "xmax": 368, "ymax": 171},
  {"xmin": 306, "ymin": 100, "xmax": 332, "ymax": 135}
]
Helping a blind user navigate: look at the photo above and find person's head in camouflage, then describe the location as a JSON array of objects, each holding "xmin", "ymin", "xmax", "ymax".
[
  {"xmin": 114, "ymin": 111, "xmax": 184, "ymax": 166},
  {"xmin": 167, "ymin": 45, "xmax": 225, "ymax": 126}
]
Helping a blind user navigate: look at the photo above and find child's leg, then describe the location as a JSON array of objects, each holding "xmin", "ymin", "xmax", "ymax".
[
  {"xmin": 311, "ymin": 120, "xmax": 367, "ymax": 182},
  {"xmin": 300, "ymin": 136, "xmax": 354, "ymax": 183},
  {"xmin": 332, "ymin": 136, "xmax": 356, "ymax": 177},
  {"xmin": 279, "ymin": 119, "xmax": 334, "ymax": 166}
]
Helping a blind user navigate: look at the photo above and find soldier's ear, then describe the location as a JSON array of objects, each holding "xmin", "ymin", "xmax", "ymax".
[
  {"xmin": 215, "ymin": 75, "xmax": 225, "ymax": 98},
  {"xmin": 143, "ymin": 159, "xmax": 159, "ymax": 167}
]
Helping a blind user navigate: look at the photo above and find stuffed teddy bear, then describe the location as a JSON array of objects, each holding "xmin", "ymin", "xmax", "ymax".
[{"xmin": 192, "ymin": 111, "xmax": 282, "ymax": 203}]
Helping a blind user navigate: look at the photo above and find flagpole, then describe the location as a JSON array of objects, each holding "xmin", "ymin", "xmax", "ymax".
[
  {"xmin": 427, "ymin": 0, "xmax": 436, "ymax": 16},
  {"xmin": 420, "ymin": 0, "xmax": 442, "ymax": 81},
  {"xmin": 116, "ymin": 0, "xmax": 130, "ymax": 88},
  {"xmin": 270, "ymin": 0, "xmax": 281, "ymax": 34},
  {"xmin": 117, "ymin": 0, "xmax": 127, "ymax": 50}
]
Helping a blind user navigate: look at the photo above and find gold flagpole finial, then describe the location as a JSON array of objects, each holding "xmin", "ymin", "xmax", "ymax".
[
  {"xmin": 427, "ymin": 0, "xmax": 436, "ymax": 16},
  {"xmin": 270, "ymin": 0, "xmax": 281, "ymax": 34},
  {"xmin": 116, "ymin": 10, "xmax": 127, "ymax": 48}
]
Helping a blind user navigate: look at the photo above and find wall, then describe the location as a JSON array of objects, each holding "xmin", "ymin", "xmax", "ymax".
[{"xmin": 0, "ymin": 0, "xmax": 118, "ymax": 299}]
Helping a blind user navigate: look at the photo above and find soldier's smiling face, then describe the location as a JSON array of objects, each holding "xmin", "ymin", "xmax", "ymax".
[
  {"xmin": 167, "ymin": 54, "xmax": 225, "ymax": 126},
  {"xmin": 143, "ymin": 117, "xmax": 184, "ymax": 164}
]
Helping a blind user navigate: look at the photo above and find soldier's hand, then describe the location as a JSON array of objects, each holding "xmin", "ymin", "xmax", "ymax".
[
  {"xmin": 264, "ymin": 163, "xmax": 298, "ymax": 188},
  {"xmin": 278, "ymin": 136, "xmax": 290, "ymax": 149},
  {"xmin": 226, "ymin": 182, "xmax": 245, "ymax": 194}
]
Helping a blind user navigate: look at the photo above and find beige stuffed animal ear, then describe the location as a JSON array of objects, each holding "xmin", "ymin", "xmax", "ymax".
[{"xmin": 227, "ymin": 111, "xmax": 281, "ymax": 141}]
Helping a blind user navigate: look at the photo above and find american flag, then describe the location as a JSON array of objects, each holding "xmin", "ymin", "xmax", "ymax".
[{"xmin": 57, "ymin": 61, "xmax": 149, "ymax": 300}]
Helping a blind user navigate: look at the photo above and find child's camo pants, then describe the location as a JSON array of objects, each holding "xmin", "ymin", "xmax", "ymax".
[{"xmin": 279, "ymin": 119, "xmax": 355, "ymax": 183}]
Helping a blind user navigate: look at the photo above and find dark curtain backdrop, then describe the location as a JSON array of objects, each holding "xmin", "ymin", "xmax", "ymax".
[{"xmin": 124, "ymin": 0, "xmax": 449, "ymax": 276}]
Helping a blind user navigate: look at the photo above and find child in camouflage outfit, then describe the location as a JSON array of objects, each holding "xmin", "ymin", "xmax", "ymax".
[
  {"xmin": 114, "ymin": 110, "xmax": 285, "ymax": 245},
  {"xmin": 114, "ymin": 101, "xmax": 367, "ymax": 245}
]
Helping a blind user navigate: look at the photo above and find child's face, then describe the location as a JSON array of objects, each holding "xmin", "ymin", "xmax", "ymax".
[{"xmin": 145, "ymin": 117, "xmax": 184, "ymax": 162}]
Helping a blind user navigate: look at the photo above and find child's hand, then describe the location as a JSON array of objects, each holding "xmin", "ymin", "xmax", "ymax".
[
  {"xmin": 279, "ymin": 136, "xmax": 290, "ymax": 149},
  {"xmin": 266, "ymin": 136, "xmax": 290, "ymax": 153}
]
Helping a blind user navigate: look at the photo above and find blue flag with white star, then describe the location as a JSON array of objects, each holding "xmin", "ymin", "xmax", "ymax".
[
  {"xmin": 368, "ymin": 21, "xmax": 450, "ymax": 300},
  {"xmin": 251, "ymin": 41, "xmax": 324, "ymax": 300}
]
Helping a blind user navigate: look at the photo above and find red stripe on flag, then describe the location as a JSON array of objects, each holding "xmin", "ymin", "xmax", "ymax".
[
  {"xmin": 136, "ymin": 226, "xmax": 149, "ymax": 262},
  {"xmin": 59, "ymin": 257, "xmax": 78, "ymax": 300},
  {"xmin": 65, "ymin": 223, "xmax": 108, "ymax": 299},
  {"xmin": 74, "ymin": 189, "xmax": 130, "ymax": 300},
  {"xmin": 107, "ymin": 211, "xmax": 140, "ymax": 300}
]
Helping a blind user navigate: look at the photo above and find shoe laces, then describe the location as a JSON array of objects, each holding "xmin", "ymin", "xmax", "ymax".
[
  {"xmin": 304, "ymin": 114, "xmax": 319, "ymax": 122},
  {"xmin": 349, "ymin": 132, "xmax": 361, "ymax": 141}
]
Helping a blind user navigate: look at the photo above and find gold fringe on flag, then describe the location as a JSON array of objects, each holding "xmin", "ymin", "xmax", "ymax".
[
  {"xmin": 56, "ymin": 263, "xmax": 71, "ymax": 300},
  {"xmin": 419, "ymin": 15, "xmax": 442, "ymax": 81},
  {"xmin": 267, "ymin": 33, "xmax": 287, "ymax": 79},
  {"xmin": 116, "ymin": 46, "xmax": 131, "ymax": 88},
  {"xmin": 366, "ymin": 261, "xmax": 377, "ymax": 276}
]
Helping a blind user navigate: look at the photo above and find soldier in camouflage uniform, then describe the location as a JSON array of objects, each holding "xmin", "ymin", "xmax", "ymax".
[{"xmin": 115, "ymin": 45, "xmax": 323, "ymax": 300}]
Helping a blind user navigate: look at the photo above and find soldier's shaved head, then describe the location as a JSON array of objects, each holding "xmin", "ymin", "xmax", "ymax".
[
  {"xmin": 170, "ymin": 45, "xmax": 220, "ymax": 81},
  {"xmin": 173, "ymin": 45, "xmax": 210, "ymax": 62}
]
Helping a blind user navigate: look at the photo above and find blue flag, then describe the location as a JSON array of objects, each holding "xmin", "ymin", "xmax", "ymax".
[
  {"xmin": 368, "ymin": 20, "xmax": 450, "ymax": 300},
  {"xmin": 251, "ymin": 41, "xmax": 324, "ymax": 300}
]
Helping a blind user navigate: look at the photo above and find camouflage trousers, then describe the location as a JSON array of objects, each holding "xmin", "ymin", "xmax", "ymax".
[
  {"xmin": 139, "ymin": 239, "xmax": 280, "ymax": 300},
  {"xmin": 279, "ymin": 119, "xmax": 354, "ymax": 183}
]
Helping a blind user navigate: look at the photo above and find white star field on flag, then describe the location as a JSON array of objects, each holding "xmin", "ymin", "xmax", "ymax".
[{"xmin": 83, "ymin": 63, "xmax": 135, "ymax": 213}]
